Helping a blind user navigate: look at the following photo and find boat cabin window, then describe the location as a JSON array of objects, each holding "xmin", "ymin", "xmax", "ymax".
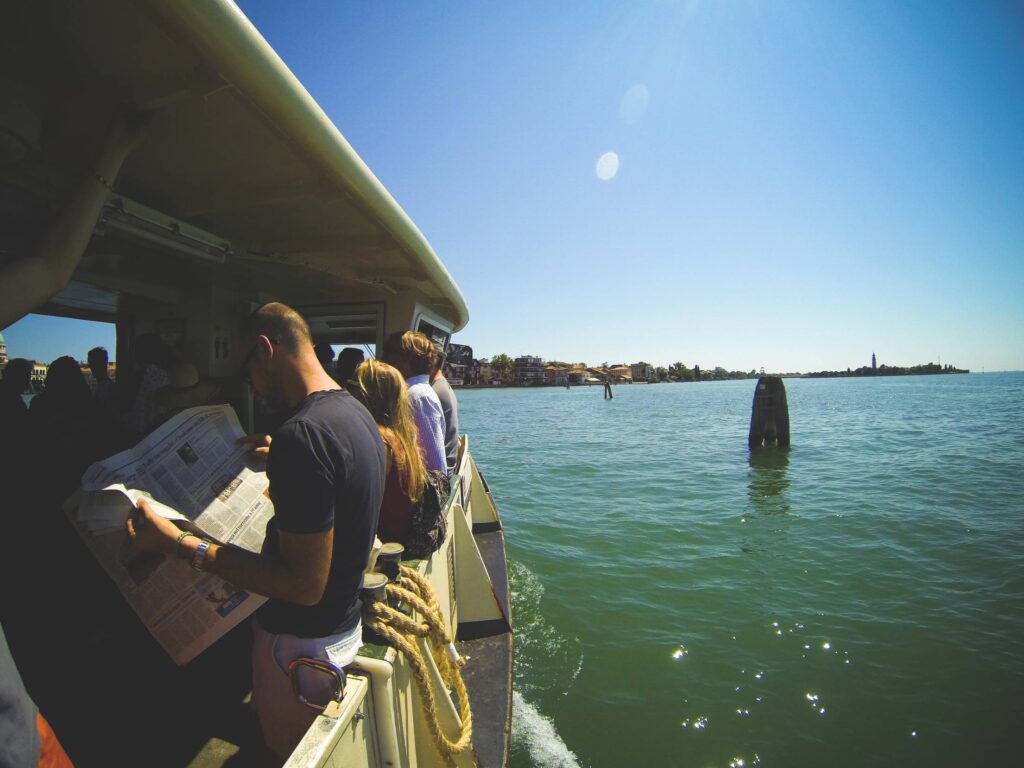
[
  {"xmin": 415, "ymin": 318, "xmax": 451, "ymax": 352},
  {"xmin": 1, "ymin": 312, "xmax": 117, "ymax": 395},
  {"xmin": 302, "ymin": 302, "xmax": 385, "ymax": 353}
]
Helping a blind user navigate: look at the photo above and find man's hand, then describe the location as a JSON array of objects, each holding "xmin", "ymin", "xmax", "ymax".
[
  {"xmin": 237, "ymin": 433, "xmax": 272, "ymax": 458},
  {"xmin": 126, "ymin": 499, "xmax": 184, "ymax": 556}
]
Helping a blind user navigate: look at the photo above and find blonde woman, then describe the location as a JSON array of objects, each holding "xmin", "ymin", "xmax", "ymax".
[{"xmin": 350, "ymin": 359, "xmax": 427, "ymax": 544}]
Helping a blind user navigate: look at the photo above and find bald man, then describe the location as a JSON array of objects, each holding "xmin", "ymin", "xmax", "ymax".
[{"xmin": 128, "ymin": 302, "xmax": 385, "ymax": 760}]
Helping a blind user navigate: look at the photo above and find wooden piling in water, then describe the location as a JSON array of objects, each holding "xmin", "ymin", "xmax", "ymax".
[{"xmin": 749, "ymin": 376, "xmax": 790, "ymax": 448}]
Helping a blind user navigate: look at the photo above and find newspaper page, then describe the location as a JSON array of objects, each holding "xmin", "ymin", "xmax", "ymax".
[{"xmin": 67, "ymin": 405, "xmax": 273, "ymax": 665}]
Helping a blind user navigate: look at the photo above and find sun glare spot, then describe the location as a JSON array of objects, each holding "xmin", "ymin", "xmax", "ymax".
[
  {"xmin": 596, "ymin": 151, "xmax": 619, "ymax": 181},
  {"xmin": 620, "ymin": 84, "xmax": 649, "ymax": 124}
]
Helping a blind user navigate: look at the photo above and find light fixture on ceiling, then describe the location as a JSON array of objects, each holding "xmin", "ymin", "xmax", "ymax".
[{"xmin": 97, "ymin": 195, "xmax": 232, "ymax": 265}]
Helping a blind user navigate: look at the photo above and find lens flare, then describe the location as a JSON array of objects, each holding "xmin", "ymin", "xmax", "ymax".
[{"xmin": 596, "ymin": 151, "xmax": 619, "ymax": 181}]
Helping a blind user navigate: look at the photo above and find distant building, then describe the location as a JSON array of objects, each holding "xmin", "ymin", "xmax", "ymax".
[
  {"xmin": 630, "ymin": 362, "xmax": 653, "ymax": 382},
  {"xmin": 544, "ymin": 364, "xmax": 568, "ymax": 386},
  {"xmin": 473, "ymin": 359, "xmax": 493, "ymax": 384},
  {"xmin": 513, "ymin": 355, "xmax": 545, "ymax": 385},
  {"xmin": 0, "ymin": 331, "xmax": 6, "ymax": 364},
  {"xmin": 606, "ymin": 365, "xmax": 633, "ymax": 383},
  {"xmin": 31, "ymin": 362, "xmax": 47, "ymax": 386},
  {"xmin": 443, "ymin": 361, "xmax": 467, "ymax": 387},
  {"xmin": 569, "ymin": 363, "xmax": 590, "ymax": 385},
  {"xmin": 871, "ymin": 352, "xmax": 876, "ymax": 369}
]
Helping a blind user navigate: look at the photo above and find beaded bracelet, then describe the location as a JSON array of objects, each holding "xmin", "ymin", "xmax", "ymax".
[{"xmin": 174, "ymin": 530, "xmax": 195, "ymax": 557}]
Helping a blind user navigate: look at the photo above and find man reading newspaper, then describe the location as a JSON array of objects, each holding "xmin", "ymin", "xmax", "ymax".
[{"xmin": 128, "ymin": 302, "xmax": 386, "ymax": 760}]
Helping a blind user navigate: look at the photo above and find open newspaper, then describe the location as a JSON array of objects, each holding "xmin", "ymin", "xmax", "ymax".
[{"xmin": 66, "ymin": 404, "xmax": 273, "ymax": 665}]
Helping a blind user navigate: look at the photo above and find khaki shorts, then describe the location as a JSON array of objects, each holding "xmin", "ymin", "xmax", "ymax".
[{"xmin": 251, "ymin": 618, "xmax": 363, "ymax": 761}]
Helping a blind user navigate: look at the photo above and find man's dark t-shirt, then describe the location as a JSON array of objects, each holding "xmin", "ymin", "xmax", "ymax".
[{"xmin": 258, "ymin": 390, "xmax": 385, "ymax": 638}]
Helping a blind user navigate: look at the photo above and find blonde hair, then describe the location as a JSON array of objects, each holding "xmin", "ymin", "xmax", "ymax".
[{"xmin": 351, "ymin": 359, "xmax": 426, "ymax": 502}]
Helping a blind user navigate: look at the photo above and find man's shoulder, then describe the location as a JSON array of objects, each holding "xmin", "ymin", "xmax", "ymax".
[
  {"xmin": 280, "ymin": 391, "xmax": 377, "ymax": 442},
  {"xmin": 273, "ymin": 393, "xmax": 384, "ymax": 481},
  {"xmin": 431, "ymin": 376, "xmax": 455, "ymax": 400}
]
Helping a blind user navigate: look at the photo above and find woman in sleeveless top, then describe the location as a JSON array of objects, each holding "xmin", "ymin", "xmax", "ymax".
[{"xmin": 350, "ymin": 360, "xmax": 427, "ymax": 544}]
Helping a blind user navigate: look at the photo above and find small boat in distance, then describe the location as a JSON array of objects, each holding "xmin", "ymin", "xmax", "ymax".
[{"xmin": 0, "ymin": 1, "xmax": 512, "ymax": 765}]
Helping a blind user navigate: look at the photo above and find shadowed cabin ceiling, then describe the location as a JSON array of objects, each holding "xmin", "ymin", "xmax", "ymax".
[{"xmin": 0, "ymin": 0, "xmax": 461, "ymax": 317}]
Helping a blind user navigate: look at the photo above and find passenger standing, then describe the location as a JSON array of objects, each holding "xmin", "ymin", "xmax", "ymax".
[
  {"xmin": 430, "ymin": 349, "xmax": 460, "ymax": 472},
  {"xmin": 0, "ymin": 359, "xmax": 33, "ymax": 487},
  {"xmin": 382, "ymin": 331, "xmax": 446, "ymax": 473},
  {"xmin": 87, "ymin": 346, "xmax": 116, "ymax": 409},
  {"xmin": 313, "ymin": 341, "xmax": 336, "ymax": 379},
  {"xmin": 127, "ymin": 302, "xmax": 385, "ymax": 762},
  {"xmin": 0, "ymin": 358, "xmax": 32, "ymax": 426},
  {"xmin": 123, "ymin": 333, "xmax": 173, "ymax": 438},
  {"xmin": 334, "ymin": 347, "xmax": 365, "ymax": 387},
  {"xmin": 29, "ymin": 356, "xmax": 119, "ymax": 494},
  {"xmin": 350, "ymin": 359, "xmax": 427, "ymax": 545},
  {"xmin": 153, "ymin": 361, "xmax": 221, "ymax": 422}
]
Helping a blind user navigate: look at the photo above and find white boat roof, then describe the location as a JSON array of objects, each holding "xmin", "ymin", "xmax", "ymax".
[{"xmin": 0, "ymin": 0, "xmax": 468, "ymax": 330}]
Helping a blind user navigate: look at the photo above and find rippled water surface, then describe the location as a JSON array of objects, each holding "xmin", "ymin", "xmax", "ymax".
[{"xmin": 458, "ymin": 373, "xmax": 1024, "ymax": 768}]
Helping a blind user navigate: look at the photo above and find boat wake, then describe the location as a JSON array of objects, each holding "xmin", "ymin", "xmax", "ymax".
[
  {"xmin": 512, "ymin": 691, "xmax": 583, "ymax": 768},
  {"xmin": 509, "ymin": 560, "xmax": 585, "ymax": 767}
]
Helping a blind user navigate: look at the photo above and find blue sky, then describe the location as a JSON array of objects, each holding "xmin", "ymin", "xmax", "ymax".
[{"xmin": 5, "ymin": 0, "xmax": 1022, "ymax": 372}]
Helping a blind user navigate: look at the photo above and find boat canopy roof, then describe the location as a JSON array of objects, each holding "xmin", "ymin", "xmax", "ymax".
[{"xmin": 0, "ymin": 0, "xmax": 468, "ymax": 330}]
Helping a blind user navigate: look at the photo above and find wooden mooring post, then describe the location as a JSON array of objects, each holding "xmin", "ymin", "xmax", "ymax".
[{"xmin": 749, "ymin": 376, "xmax": 790, "ymax": 448}]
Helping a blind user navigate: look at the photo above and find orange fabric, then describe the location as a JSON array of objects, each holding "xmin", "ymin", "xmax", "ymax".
[{"xmin": 35, "ymin": 713, "xmax": 73, "ymax": 768}]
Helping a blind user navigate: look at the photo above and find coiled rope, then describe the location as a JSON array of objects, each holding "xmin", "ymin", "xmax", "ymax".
[{"xmin": 364, "ymin": 565, "xmax": 475, "ymax": 767}]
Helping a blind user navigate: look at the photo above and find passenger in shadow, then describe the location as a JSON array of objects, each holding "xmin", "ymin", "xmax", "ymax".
[
  {"xmin": 12, "ymin": 357, "xmax": 132, "ymax": 743},
  {"xmin": 335, "ymin": 347, "xmax": 364, "ymax": 388},
  {"xmin": 154, "ymin": 361, "xmax": 222, "ymax": 423},
  {"xmin": 29, "ymin": 356, "xmax": 123, "ymax": 498},
  {"xmin": 314, "ymin": 342, "xmax": 336, "ymax": 380},
  {"xmin": 350, "ymin": 359, "xmax": 426, "ymax": 546},
  {"xmin": 0, "ymin": 359, "xmax": 34, "ymax": 538},
  {"xmin": 0, "ymin": 357, "xmax": 32, "ymax": 421},
  {"xmin": 0, "ymin": 358, "xmax": 33, "ymax": 467},
  {"xmin": 87, "ymin": 345, "xmax": 117, "ymax": 410},
  {"xmin": 122, "ymin": 333, "xmax": 174, "ymax": 439}
]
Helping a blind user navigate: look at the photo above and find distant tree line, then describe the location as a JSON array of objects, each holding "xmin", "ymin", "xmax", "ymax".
[{"xmin": 804, "ymin": 362, "xmax": 968, "ymax": 378}]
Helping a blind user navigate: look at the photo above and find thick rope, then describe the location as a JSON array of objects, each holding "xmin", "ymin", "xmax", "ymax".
[{"xmin": 364, "ymin": 565, "xmax": 474, "ymax": 767}]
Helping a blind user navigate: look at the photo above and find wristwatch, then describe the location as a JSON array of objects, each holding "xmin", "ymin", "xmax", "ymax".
[{"xmin": 191, "ymin": 540, "xmax": 211, "ymax": 570}]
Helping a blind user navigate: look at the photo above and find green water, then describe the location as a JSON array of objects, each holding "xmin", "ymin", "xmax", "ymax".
[{"xmin": 458, "ymin": 373, "xmax": 1024, "ymax": 768}]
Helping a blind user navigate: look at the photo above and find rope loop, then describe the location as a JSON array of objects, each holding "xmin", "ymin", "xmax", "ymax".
[{"xmin": 364, "ymin": 565, "xmax": 474, "ymax": 766}]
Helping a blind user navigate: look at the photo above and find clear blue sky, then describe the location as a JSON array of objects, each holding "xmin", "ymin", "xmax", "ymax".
[{"xmin": 5, "ymin": 1, "xmax": 1022, "ymax": 372}]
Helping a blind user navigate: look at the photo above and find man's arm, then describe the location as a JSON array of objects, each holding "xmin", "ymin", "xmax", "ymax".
[{"xmin": 128, "ymin": 499, "xmax": 332, "ymax": 606}]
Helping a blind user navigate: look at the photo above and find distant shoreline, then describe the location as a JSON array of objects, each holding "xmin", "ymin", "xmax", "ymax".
[{"xmin": 454, "ymin": 368, "xmax": 974, "ymax": 389}]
